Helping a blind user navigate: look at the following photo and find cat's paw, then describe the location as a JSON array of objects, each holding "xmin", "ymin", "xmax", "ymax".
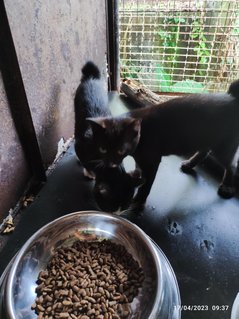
[
  {"xmin": 218, "ymin": 184, "xmax": 236, "ymax": 199},
  {"xmin": 180, "ymin": 161, "xmax": 195, "ymax": 174}
]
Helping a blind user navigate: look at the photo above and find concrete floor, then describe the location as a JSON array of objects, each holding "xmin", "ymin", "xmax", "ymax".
[{"xmin": 1, "ymin": 94, "xmax": 239, "ymax": 319}]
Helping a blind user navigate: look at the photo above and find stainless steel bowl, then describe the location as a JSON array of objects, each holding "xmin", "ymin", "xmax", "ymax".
[{"xmin": 0, "ymin": 211, "xmax": 181, "ymax": 319}]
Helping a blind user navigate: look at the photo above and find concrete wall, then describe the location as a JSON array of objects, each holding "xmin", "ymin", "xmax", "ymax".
[
  {"xmin": 0, "ymin": 0, "xmax": 107, "ymax": 220},
  {"xmin": 0, "ymin": 73, "xmax": 30, "ymax": 216}
]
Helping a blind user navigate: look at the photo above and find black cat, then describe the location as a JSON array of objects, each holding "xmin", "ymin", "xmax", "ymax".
[
  {"xmin": 86, "ymin": 79, "xmax": 239, "ymax": 210},
  {"xmin": 74, "ymin": 61, "xmax": 141, "ymax": 211},
  {"xmin": 93, "ymin": 166, "xmax": 142, "ymax": 212}
]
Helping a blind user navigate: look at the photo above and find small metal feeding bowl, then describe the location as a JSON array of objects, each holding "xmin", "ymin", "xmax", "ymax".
[{"xmin": 0, "ymin": 211, "xmax": 181, "ymax": 319}]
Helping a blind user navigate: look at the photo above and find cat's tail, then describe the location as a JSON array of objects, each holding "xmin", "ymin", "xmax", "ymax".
[
  {"xmin": 81, "ymin": 61, "xmax": 101, "ymax": 80},
  {"xmin": 228, "ymin": 79, "xmax": 239, "ymax": 100}
]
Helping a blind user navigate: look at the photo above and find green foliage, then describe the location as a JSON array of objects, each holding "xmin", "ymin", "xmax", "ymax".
[
  {"xmin": 156, "ymin": 15, "xmax": 186, "ymax": 68},
  {"xmin": 155, "ymin": 63, "xmax": 172, "ymax": 92},
  {"xmin": 155, "ymin": 64, "xmax": 207, "ymax": 93},
  {"xmin": 172, "ymin": 80, "xmax": 207, "ymax": 93},
  {"xmin": 190, "ymin": 19, "xmax": 211, "ymax": 76},
  {"xmin": 121, "ymin": 13, "xmax": 213, "ymax": 93},
  {"xmin": 232, "ymin": 19, "xmax": 239, "ymax": 35},
  {"xmin": 120, "ymin": 59, "xmax": 140, "ymax": 79}
]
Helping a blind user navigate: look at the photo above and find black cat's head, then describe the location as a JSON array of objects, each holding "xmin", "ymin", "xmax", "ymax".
[
  {"xmin": 86, "ymin": 116, "xmax": 141, "ymax": 167},
  {"xmin": 93, "ymin": 167, "xmax": 143, "ymax": 212}
]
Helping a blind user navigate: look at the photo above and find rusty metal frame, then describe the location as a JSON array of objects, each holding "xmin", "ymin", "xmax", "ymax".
[{"xmin": 0, "ymin": 1, "xmax": 46, "ymax": 182}]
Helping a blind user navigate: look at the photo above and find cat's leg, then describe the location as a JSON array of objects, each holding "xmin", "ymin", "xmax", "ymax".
[
  {"xmin": 181, "ymin": 151, "xmax": 209, "ymax": 173},
  {"xmin": 235, "ymin": 158, "xmax": 239, "ymax": 186},
  {"xmin": 218, "ymin": 166, "xmax": 235, "ymax": 198},
  {"xmin": 129, "ymin": 158, "xmax": 161, "ymax": 212},
  {"xmin": 215, "ymin": 145, "xmax": 237, "ymax": 198}
]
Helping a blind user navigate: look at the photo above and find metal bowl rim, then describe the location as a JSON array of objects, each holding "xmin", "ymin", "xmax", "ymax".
[{"xmin": 6, "ymin": 210, "xmax": 163, "ymax": 319}]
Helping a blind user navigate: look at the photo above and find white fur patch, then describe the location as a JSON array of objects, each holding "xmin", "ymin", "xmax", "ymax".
[{"xmin": 83, "ymin": 168, "xmax": 95, "ymax": 179}]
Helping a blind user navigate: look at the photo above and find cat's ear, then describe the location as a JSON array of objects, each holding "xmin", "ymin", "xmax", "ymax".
[
  {"xmin": 125, "ymin": 118, "xmax": 141, "ymax": 142},
  {"xmin": 85, "ymin": 117, "xmax": 107, "ymax": 132},
  {"xmin": 127, "ymin": 118, "xmax": 141, "ymax": 132}
]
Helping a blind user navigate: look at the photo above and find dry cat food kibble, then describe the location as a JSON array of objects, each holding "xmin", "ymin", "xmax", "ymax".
[{"xmin": 32, "ymin": 239, "xmax": 145, "ymax": 319}]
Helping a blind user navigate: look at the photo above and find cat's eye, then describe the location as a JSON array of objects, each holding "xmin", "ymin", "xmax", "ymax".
[
  {"xmin": 99, "ymin": 147, "xmax": 107, "ymax": 154},
  {"xmin": 117, "ymin": 149, "xmax": 125, "ymax": 155}
]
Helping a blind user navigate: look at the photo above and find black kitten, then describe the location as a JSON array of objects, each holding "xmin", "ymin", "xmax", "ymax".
[
  {"xmin": 86, "ymin": 79, "xmax": 239, "ymax": 209},
  {"xmin": 94, "ymin": 167, "xmax": 142, "ymax": 212},
  {"xmin": 74, "ymin": 61, "xmax": 141, "ymax": 211},
  {"xmin": 74, "ymin": 61, "xmax": 110, "ymax": 175}
]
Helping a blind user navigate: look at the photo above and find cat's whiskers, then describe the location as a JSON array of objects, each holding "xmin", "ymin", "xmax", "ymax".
[
  {"xmin": 114, "ymin": 208, "xmax": 129, "ymax": 216},
  {"xmin": 88, "ymin": 159, "xmax": 101, "ymax": 164},
  {"xmin": 95, "ymin": 161, "xmax": 105, "ymax": 169},
  {"xmin": 88, "ymin": 159, "xmax": 105, "ymax": 169}
]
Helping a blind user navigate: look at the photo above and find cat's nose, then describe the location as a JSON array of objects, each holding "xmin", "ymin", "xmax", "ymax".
[{"xmin": 109, "ymin": 163, "xmax": 117, "ymax": 168}]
